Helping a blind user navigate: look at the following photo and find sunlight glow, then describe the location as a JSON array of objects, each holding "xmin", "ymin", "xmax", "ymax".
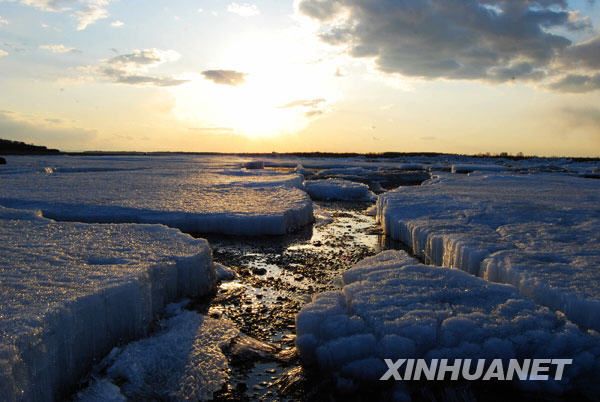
[{"xmin": 170, "ymin": 27, "xmax": 340, "ymax": 138}]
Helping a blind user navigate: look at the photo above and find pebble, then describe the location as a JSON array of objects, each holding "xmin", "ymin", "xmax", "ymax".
[{"xmin": 253, "ymin": 267, "xmax": 267, "ymax": 275}]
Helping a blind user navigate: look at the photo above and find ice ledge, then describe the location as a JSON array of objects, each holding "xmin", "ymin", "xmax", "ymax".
[
  {"xmin": 0, "ymin": 193, "xmax": 314, "ymax": 236},
  {"xmin": 0, "ymin": 207, "xmax": 216, "ymax": 401},
  {"xmin": 376, "ymin": 173, "xmax": 600, "ymax": 332}
]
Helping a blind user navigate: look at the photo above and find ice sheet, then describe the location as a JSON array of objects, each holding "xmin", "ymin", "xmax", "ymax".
[
  {"xmin": 377, "ymin": 173, "xmax": 600, "ymax": 331},
  {"xmin": 0, "ymin": 207, "xmax": 215, "ymax": 401},
  {"xmin": 0, "ymin": 155, "xmax": 312, "ymax": 236}
]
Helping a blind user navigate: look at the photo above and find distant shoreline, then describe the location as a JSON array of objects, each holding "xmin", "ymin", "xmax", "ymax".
[
  {"xmin": 1, "ymin": 138, "xmax": 598, "ymax": 161},
  {"xmin": 65, "ymin": 151, "xmax": 600, "ymax": 162}
]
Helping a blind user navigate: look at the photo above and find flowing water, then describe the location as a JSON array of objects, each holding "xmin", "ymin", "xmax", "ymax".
[{"xmin": 196, "ymin": 201, "xmax": 395, "ymax": 401}]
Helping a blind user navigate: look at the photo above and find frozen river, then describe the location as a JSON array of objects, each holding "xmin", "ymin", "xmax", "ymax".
[{"xmin": 0, "ymin": 154, "xmax": 598, "ymax": 401}]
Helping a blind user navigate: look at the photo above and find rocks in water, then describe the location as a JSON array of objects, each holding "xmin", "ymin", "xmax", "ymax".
[
  {"xmin": 229, "ymin": 333, "xmax": 278, "ymax": 362},
  {"xmin": 215, "ymin": 262, "xmax": 236, "ymax": 281},
  {"xmin": 315, "ymin": 167, "xmax": 430, "ymax": 192},
  {"xmin": 0, "ymin": 157, "xmax": 6, "ymax": 165},
  {"xmin": 252, "ymin": 267, "xmax": 267, "ymax": 275}
]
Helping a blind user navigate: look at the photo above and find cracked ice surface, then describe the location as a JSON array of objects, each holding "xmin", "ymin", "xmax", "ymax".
[
  {"xmin": 0, "ymin": 155, "xmax": 312, "ymax": 236},
  {"xmin": 377, "ymin": 173, "xmax": 600, "ymax": 331},
  {"xmin": 0, "ymin": 207, "xmax": 215, "ymax": 401},
  {"xmin": 77, "ymin": 307, "xmax": 239, "ymax": 402},
  {"xmin": 296, "ymin": 251, "xmax": 600, "ymax": 395}
]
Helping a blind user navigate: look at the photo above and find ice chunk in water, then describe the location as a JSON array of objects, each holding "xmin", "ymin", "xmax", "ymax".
[
  {"xmin": 377, "ymin": 173, "xmax": 600, "ymax": 331},
  {"xmin": 305, "ymin": 179, "xmax": 376, "ymax": 202},
  {"xmin": 296, "ymin": 251, "xmax": 600, "ymax": 396}
]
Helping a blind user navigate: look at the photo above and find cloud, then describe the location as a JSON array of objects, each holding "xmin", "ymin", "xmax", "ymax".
[
  {"xmin": 297, "ymin": 0, "xmax": 599, "ymax": 89},
  {"xmin": 108, "ymin": 49, "xmax": 180, "ymax": 66},
  {"xmin": 18, "ymin": 0, "xmax": 113, "ymax": 30},
  {"xmin": 110, "ymin": 20, "xmax": 124, "ymax": 27},
  {"xmin": 83, "ymin": 49, "xmax": 188, "ymax": 87},
  {"xmin": 0, "ymin": 15, "xmax": 9, "ymax": 26},
  {"xmin": 280, "ymin": 98, "xmax": 326, "ymax": 108},
  {"xmin": 39, "ymin": 44, "xmax": 79, "ymax": 54},
  {"xmin": 19, "ymin": 0, "xmax": 66, "ymax": 11},
  {"xmin": 561, "ymin": 36, "xmax": 600, "ymax": 70},
  {"xmin": 280, "ymin": 98, "xmax": 327, "ymax": 117},
  {"xmin": 304, "ymin": 109, "xmax": 324, "ymax": 117},
  {"xmin": 227, "ymin": 2, "xmax": 260, "ymax": 17},
  {"xmin": 102, "ymin": 72, "xmax": 187, "ymax": 87},
  {"xmin": 74, "ymin": 0, "xmax": 110, "ymax": 30},
  {"xmin": 202, "ymin": 69, "xmax": 246, "ymax": 86},
  {"xmin": 0, "ymin": 110, "xmax": 97, "ymax": 146},
  {"xmin": 0, "ymin": 49, "xmax": 7, "ymax": 58},
  {"xmin": 549, "ymin": 74, "xmax": 600, "ymax": 93}
]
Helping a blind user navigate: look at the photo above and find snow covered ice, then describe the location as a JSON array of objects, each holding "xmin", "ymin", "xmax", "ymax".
[
  {"xmin": 296, "ymin": 251, "xmax": 600, "ymax": 396},
  {"xmin": 2, "ymin": 154, "xmax": 599, "ymax": 400},
  {"xmin": 0, "ymin": 155, "xmax": 313, "ymax": 236},
  {"xmin": 377, "ymin": 173, "xmax": 600, "ymax": 331},
  {"xmin": 76, "ymin": 304, "xmax": 239, "ymax": 402},
  {"xmin": 305, "ymin": 179, "xmax": 376, "ymax": 202},
  {"xmin": 0, "ymin": 206, "xmax": 215, "ymax": 401}
]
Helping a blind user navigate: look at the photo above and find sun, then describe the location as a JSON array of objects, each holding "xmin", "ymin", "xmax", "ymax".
[{"xmin": 169, "ymin": 26, "xmax": 339, "ymax": 139}]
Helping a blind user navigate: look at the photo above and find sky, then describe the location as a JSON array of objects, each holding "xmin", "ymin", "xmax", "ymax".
[{"xmin": 0, "ymin": 0, "xmax": 599, "ymax": 156}]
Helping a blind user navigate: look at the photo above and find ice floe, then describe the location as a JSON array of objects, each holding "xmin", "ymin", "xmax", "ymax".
[
  {"xmin": 377, "ymin": 173, "xmax": 600, "ymax": 331},
  {"xmin": 305, "ymin": 179, "xmax": 376, "ymax": 202},
  {"xmin": 0, "ymin": 155, "xmax": 313, "ymax": 236},
  {"xmin": 296, "ymin": 251, "xmax": 600, "ymax": 396},
  {"xmin": 0, "ymin": 207, "xmax": 215, "ymax": 401}
]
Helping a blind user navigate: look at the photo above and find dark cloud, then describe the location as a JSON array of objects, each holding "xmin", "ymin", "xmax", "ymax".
[
  {"xmin": 549, "ymin": 74, "xmax": 600, "ymax": 92},
  {"xmin": 561, "ymin": 36, "xmax": 600, "ymax": 70},
  {"xmin": 280, "ymin": 98, "xmax": 326, "ymax": 108},
  {"xmin": 202, "ymin": 70, "xmax": 246, "ymax": 86},
  {"xmin": 298, "ymin": 0, "xmax": 599, "ymax": 89}
]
